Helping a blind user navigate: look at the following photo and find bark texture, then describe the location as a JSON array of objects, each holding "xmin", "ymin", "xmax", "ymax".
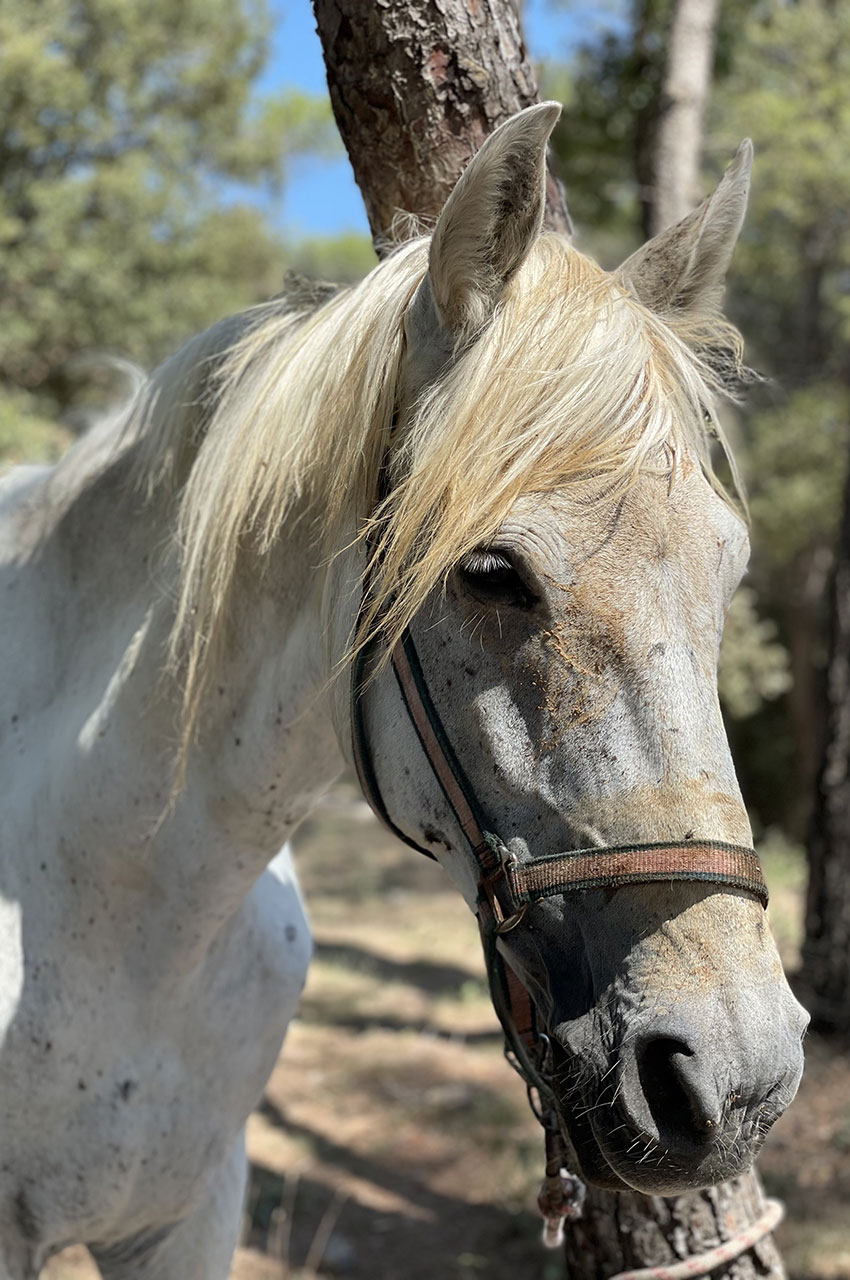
[
  {"xmin": 563, "ymin": 1171, "xmax": 784, "ymax": 1280},
  {"xmin": 802, "ymin": 447, "xmax": 850, "ymax": 1033},
  {"xmin": 650, "ymin": 0, "xmax": 719, "ymax": 234},
  {"xmin": 311, "ymin": 0, "xmax": 570, "ymax": 248},
  {"xmin": 312, "ymin": 0, "xmax": 787, "ymax": 1273}
]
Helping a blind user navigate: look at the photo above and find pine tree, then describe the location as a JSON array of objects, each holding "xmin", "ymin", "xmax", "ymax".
[{"xmin": 0, "ymin": 0, "xmax": 334, "ymax": 460}]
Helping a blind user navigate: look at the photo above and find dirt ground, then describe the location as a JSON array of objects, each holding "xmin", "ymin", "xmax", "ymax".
[{"xmin": 42, "ymin": 787, "xmax": 850, "ymax": 1280}]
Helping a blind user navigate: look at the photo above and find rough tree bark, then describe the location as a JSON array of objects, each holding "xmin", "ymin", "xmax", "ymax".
[
  {"xmin": 311, "ymin": 0, "xmax": 785, "ymax": 1274},
  {"xmin": 564, "ymin": 1176, "xmax": 783, "ymax": 1280},
  {"xmin": 311, "ymin": 0, "xmax": 570, "ymax": 246},
  {"xmin": 650, "ymin": 0, "xmax": 719, "ymax": 235},
  {"xmin": 802, "ymin": 440, "xmax": 850, "ymax": 1034}
]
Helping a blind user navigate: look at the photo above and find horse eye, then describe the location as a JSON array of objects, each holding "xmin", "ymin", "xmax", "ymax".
[{"xmin": 457, "ymin": 548, "xmax": 536, "ymax": 608}]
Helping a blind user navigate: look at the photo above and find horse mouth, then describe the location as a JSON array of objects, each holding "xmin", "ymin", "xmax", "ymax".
[
  {"xmin": 553, "ymin": 1090, "xmax": 633, "ymax": 1191},
  {"xmin": 550, "ymin": 1044, "xmax": 763, "ymax": 1195},
  {"xmin": 556, "ymin": 1093, "xmax": 758, "ymax": 1195}
]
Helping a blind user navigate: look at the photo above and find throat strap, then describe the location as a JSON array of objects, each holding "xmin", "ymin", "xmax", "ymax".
[{"xmin": 351, "ymin": 625, "xmax": 440, "ymax": 860}]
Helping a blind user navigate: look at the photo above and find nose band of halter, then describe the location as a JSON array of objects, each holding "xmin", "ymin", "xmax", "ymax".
[{"xmin": 351, "ymin": 623, "xmax": 769, "ymax": 913}]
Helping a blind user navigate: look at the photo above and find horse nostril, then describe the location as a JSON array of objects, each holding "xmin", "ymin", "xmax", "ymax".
[{"xmin": 636, "ymin": 1035, "xmax": 723, "ymax": 1140}]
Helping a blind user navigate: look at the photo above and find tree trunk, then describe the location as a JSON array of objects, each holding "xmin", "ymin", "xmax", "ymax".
[
  {"xmin": 564, "ymin": 1173, "xmax": 783, "ymax": 1280},
  {"xmin": 312, "ymin": 0, "xmax": 787, "ymax": 1273},
  {"xmin": 802, "ymin": 438, "xmax": 850, "ymax": 1033},
  {"xmin": 650, "ymin": 0, "xmax": 719, "ymax": 235},
  {"xmin": 633, "ymin": 0, "xmax": 664, "ymax": 243},
  {"xmin": 785, "ymin": 547, "xmax": 833, "ymax": 837},
  {"xmin": 311, "ymin": 0, "xmax": 570, "ymax": 248}
]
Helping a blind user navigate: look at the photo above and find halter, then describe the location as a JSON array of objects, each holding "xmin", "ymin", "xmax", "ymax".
[{"xmin": 350, "ymin": 592, "xmax": 768, "ymax": 1246}]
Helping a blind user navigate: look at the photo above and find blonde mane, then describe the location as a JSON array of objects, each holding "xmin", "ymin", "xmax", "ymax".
[{"xmin": 130, "ymin": 231, "xmax": 745, "ymax": 770}]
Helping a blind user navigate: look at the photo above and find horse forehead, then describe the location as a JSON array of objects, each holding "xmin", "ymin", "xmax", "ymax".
[{"xmin": 513, "ymin": 469, "xmax": 744, "ymax": 582}]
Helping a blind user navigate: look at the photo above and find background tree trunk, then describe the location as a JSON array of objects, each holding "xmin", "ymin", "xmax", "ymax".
[
  {"xmin": 633, "ymin": 0, "xmax": 665, "ymax": 242},
  {"xmin": 650, "ymin": 0, "xmax": 719, "ymax": 235},
  {"xmin": 312, "ymin": 0, "xmax": 787, "ymax": 1273},
  {"xmin": 311, "ymin": 0, "xmax": 570, "ymax": 247},
  {"xmin": 802, "ymin": 430, "xmax": 850, "ymax": 1033},
  {"xmin": 565, "ymin": 1173, "xmax": 783, "ymax": 1280}
]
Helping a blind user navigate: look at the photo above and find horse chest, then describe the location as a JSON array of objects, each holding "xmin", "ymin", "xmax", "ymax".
[{"xmin": 0, "ymin": 855, "xmax": 310, "ymax": 1252}]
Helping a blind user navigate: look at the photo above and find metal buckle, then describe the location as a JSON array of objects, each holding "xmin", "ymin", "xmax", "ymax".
[
  {"xmin": 481, "ymin": 834, "xmax": 524, "ymax": 929},
  {"xmin": 495, "ymin": 902, "xmax": 528, "ymax": 933},
  {"xmin": 535, "ymin": 1032, "xmax": 554, "ymax": 1078}
]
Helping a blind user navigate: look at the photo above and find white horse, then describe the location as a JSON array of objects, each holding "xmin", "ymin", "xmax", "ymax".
[{"xmin": 0, "ymin": 104, "xmax": 806, "ymax": 1278}]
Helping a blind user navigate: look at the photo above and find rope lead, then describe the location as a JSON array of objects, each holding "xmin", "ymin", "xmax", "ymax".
[{"xmin": 537, "ymin": 1114, "xmax": 586, "ymax": 1249}]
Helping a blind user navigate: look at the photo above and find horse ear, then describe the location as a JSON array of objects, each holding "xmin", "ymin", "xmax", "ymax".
[
  {"xmin": 408, "ymin": 102, "xmax": 561, "ymax": 351},
  {"xmin": 616, "ymin": 141, "xmax": 753, "ymax": 315}
]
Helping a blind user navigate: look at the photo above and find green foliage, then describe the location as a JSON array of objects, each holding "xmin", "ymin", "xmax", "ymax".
[
  {"xmin": 710, "ymin": 1, "xmax": 850, "ymax": 382},
  {"xmin": 545, "ymin": 0, "xmax": 671, "ymax": 250},
  {"xmin": 715, "ymin": 5, "xmax": 850, "ymax": 834},
  {"xmin": 719, "ymin": 585, "xmax": 791, "ymax": 719},
  {"xmin": 0, "ymin": 0, "xmax": 337, "ymax": 457},
  {"xmin": 0, "ymin": 386, "xmax": 71, "ymax": 464},
  {"xmin": 286, "ymin": 232, "xmax": 377, "ymax": 285},
  {"xmin": 745, "ymin": 385, "xmax": 850, "ymax": 573}
]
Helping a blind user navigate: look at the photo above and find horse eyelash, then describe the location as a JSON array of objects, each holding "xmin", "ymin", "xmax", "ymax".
[{"xmin": 459, "ymin": 548, "xmax": 513, "ymax": 575}]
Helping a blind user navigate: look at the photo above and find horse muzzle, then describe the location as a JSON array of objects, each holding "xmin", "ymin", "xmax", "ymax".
[{"xmin": 550, "ymin": 987, "xmax": 808, "ymax": 1195}]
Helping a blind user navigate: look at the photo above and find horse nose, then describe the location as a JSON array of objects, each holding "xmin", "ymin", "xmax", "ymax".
[
  {"xmin": 633, "ymin": 1034, "xmax": 733, "ymax": 1139},
  {"xmin": 638, "ymin": 1036, "xmax": 722, "ymax": 1133},
  {"xmin": 617, "ymin": 1011, "xmax": 805, "ymax": 1151}
]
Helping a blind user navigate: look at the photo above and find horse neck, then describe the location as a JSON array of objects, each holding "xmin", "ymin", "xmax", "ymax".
[{"xmin": 13, "ymin": 439, "xmax": 347, "ymax": 960}]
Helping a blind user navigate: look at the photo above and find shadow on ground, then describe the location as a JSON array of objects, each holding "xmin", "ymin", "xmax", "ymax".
[{"xmin": 245, "ymin": 1098, "xmax": 546, "ymax": 1280}]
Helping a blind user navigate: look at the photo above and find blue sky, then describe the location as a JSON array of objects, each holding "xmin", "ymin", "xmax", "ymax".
[{"xmin": 265, "ymin": 1, "xmax": 626, "ymax": 237}]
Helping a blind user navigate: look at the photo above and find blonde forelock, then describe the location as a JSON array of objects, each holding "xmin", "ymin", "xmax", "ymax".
[
  {"xmin": 357, "ymin": 235, "xmax": 742, "ymax": 656},
  {"xmin": 130, "ymin": 231, "xmax": 743, "ymax": 777}
]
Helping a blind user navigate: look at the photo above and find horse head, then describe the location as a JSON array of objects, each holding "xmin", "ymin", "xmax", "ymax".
[{"xmin": 352, "ymin": 104, "xmax": 807, "ymax": 1195}]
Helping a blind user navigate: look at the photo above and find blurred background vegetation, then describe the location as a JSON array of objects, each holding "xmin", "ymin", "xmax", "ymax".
[
  {"xmin": 0, "ymin": 0, "xmax": 374, "ymax": 462},
  {"xmin": 1, "ymin": 0, "xmax": 848, "ymax": 877}
]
